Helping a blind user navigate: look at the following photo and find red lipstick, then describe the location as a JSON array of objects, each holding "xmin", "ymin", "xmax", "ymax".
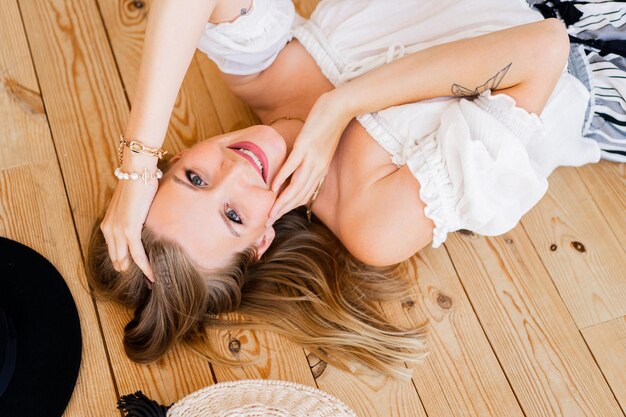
[{"xmin": 227, "ymin": 141, "xmax": 269, "ymax": 183}]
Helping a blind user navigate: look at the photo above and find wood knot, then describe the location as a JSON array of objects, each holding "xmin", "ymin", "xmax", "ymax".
[
  {"xmin": 228, "ymin": 338, "xmax": 241, "ymax": 354},
  {"xmin": 549, "ymin": 244, "xmax": 557, "ymax": 252},
  {"xmin": 132, "ymin": 0, "xmax": 145, "ymax": 9},
  {"xmin": 504, "ymin": 238, "xmax": 513, "ymax": 244},
  {"xmin": 436, "ymin": 294, "xmax": 452, "ymax": 309},
  {"xmin": 402, "ymin": 299, "xmax": 415, "ymax": 309},
  {"xmin": 306, "ymin": 352, "xmax": 327, "ymax": 379},
  {"xmin": 458, "ymin": 229, "xmax": 475, "ymax": 237},
  {"xmin": 570, "ymin": 241, "xmax": 586, "ymax": 253}
]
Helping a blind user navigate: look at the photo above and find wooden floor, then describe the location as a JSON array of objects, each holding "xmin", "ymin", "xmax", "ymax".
[{"xmin": 1, "ymin": 0, "xmax": 625, "ymax": 415}]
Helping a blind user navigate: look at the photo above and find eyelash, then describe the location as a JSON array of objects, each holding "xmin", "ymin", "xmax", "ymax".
[{"xmin": 184, "ymin": 169, "xmax": 244, "ymax": 225}]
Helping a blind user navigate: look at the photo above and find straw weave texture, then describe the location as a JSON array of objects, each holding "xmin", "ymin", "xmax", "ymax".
[{"xmin": 167, "ymin": 379, "xmax": 358, "ymax": 416}]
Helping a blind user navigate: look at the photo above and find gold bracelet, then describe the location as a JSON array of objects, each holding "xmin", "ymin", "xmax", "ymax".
[
  {"xmin": 118, "ymin": 134, "xmax": 168, "ymax": 165},
  {"xmin": 306, "ymin": 176, "xmax": 326, "ymax": 223}
]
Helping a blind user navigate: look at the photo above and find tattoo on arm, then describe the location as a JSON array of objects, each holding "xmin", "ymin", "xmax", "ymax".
[{"xmin": 451, "ymin": 63, "xmax": 512, "ymax": 97}]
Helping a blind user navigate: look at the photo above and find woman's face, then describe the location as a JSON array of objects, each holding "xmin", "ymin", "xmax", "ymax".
[{"xmin": 145, "ymin": 125, "xmax": 287, "ymax": 270}]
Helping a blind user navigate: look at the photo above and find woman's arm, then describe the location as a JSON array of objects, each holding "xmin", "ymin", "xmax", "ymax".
[
  {"xmin": 330, "ymin": 18, "xmax": 570, "ymax": 120},
  {"xmin": 268, "ymin": 18, "xmax": 569, "ymax": 225},
  {"xmin": 123, "ymin": 0, "xmax": 217, "ymax": 169}
]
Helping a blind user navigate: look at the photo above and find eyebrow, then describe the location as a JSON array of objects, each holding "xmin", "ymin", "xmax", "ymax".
[{"xmin": 172, "ymin": 175, "xmax": 240, "ymax": 238}]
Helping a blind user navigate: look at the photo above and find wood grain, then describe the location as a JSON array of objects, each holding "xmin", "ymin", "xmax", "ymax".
[
  {"xmin": 306, "ymin": 345, "xmax": 426, "ymax": 417},
  {"xmin": 206, "ymin": 327, "xmax": 315, "ymax": 384},
  {"xmin": 0, "ymin": 0, "xmax": 117, "ymax": 414},
  {"xmin": 577, "ymin": 161, "xmax": 626, "ymax": 249},
  {"xmin": 446, "ymin": 226, "xmax": 624, "ymax": 417},
  {"xmin": 522, "ymin": 167, "xmax": 626, "ymax": 329},
  {"xmin": 581, "ymin": 316, "xmax": 626, "ymax": 414},
  {"xmin": 389, "ymin": 248, "xmax": 526, "ymax": 417}
]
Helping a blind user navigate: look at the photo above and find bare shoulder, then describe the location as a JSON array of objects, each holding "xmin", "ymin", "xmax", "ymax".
[
  {"xmin": 324, "ymin": 121, "xmax": 434, "ymax": 267},
  {"xmin": 336, "ymin": 165, "xmax": 434, "ymax": 267}
]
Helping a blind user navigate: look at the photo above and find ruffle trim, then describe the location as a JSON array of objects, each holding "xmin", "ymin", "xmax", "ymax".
[
  {"xmin": 292, "ymin": 22, "xmax": 345, "ymax": 87},
  {"xmin": 473, "ymin": 90, "xmax": 544, "ymax": 142},
  {"xmin": 404, "ymin": 134, "xmax": 456, "ymax": 248},
  {"xmin": 356, "ymin": 113, "xmax": 406, "ymax": 163}
]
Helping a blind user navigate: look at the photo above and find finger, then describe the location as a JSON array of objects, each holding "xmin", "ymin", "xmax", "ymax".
[
  {"xmin": 270, "ymin": 168, "xmax": 319, "ymax": 223},
  {"xmin": 128, "ymin": 236, "xmax": 154, "ymax": 282},
  {"xmin": 112, "ymin": 229, "xmax": 130, "ymax": 272},
  {"xmin": 269, "ymin": 176, "xmax": 301, "ymax": 219},
  {"xmin": 271, "ymin": 150, "xmax": 304, "ymax": 193},
  {"xmin": 101, "ymin": 227, "xmax": 120, "ymax": 271}
]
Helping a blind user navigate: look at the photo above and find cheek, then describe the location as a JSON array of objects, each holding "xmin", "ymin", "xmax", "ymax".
[{"xmin": 243, "ymin": 190, "xmax": 277, "ymax": 223}]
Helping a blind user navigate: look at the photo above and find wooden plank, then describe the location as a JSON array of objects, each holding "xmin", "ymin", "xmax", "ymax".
[
  {"xmin": 17, "ymin": 0, "xmax": 216, "ymax": 405},
  {"xmin": 577, "ymin": 161, "xmax": 626, "ymax": 250},
  {"xmin": 0, "ymin": 0, "xmax": 117, "ymax": 414},
  {"xmin": 194, "ymin": 53, "xmax": 259, "ymax": 132},
  {"xmin": 522, "ymin": 167, "xmax": 626, "ymax": 329},
  {"xmin": 311, "ymin": 355, "xmax": 427, "ymax": 417},
  {"xmin": 581, "ymin": 316, "xmax": 626, "ymax": 414},
  {"xmin": 205, "ymin": 327, "xmax": 316, "ymax": 384},
  {"xmin": 445, "ymin": 226, "xmax": 624, "ymax": 417},
  {"xmin": 390, "ymin": 248, "xmax": 526, "ymax": 417}
]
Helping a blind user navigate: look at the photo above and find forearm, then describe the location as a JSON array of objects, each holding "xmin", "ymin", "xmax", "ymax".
[
  {"xmin": 123, "ymin": 0, "xmax": 216, "ymax": 166},
  {"xmin": 329, "ymin": 18, "xmax": 569, "ymax": 121}
]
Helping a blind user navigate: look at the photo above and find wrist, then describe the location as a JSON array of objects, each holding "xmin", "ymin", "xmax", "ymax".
[
  {"xmin": 320, "ymin": 90, "xmax": 354, "ymax": 125},
  {"xmin": 120, "ymin": 147, "xmax": 159, "ymax": 170}
]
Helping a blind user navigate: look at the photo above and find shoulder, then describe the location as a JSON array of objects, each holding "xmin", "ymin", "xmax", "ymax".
[{"xmin": 335, "ymin": 165, "xmax": 434, "ymax": 267}]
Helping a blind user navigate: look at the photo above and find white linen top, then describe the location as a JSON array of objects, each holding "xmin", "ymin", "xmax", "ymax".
[
  {"xmin": 197, "ymin": 0, "xmax": 601, "ymax": 247},
  {"xmin": 197, "ymin": 0, "xmax": 298, "ymax": 75}
]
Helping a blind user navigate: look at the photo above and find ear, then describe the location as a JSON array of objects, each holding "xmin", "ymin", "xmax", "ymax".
[{"xmin": 253, "ymin": 226, "xmax": 276, "ymax": 260}]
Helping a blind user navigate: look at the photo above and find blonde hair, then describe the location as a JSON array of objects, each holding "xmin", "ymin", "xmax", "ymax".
[{"xmin": 87, "ymin": 169, "xmax": 428, "ymax": 380}]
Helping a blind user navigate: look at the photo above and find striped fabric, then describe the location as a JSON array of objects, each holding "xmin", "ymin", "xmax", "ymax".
[{"xmin": 529, "ymin": 0, "xmax": 626, "ymax": 162}]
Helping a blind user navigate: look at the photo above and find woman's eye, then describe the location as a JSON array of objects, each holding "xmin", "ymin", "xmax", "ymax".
[
  {"xmin": 225, "ymin": 207, "xmax": 243, "ymax": 224},
  {"xmin": 185, "ymin": 170, "xmax": 206, "ymax": 187}
]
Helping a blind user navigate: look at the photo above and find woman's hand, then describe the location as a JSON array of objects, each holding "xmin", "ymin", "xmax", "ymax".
[
  {"xmin": 267, "ymin": 92, "xmax": 352, "ymax": 225},
  {"xmin": 100, "ymin": 171, "xmax": 158, "ymax": 281}
]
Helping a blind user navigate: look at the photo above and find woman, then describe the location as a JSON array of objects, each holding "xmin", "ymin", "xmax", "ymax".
[{"xmin": 89, "ymin": 0, "xmax": 616, "ymax": 378}]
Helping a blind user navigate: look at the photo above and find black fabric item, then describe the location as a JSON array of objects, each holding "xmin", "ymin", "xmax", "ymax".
[
  {"xmin": 534, "ymin": 0, "xmax": 583, "ymax": 26},
  {"xmin": 0, "ymin": 237, "xmax": 82, "ymax": 417},
  {"xmin": 569, "ymin": 35, "xmax": 626, "ymax": 58},
  {"xmin": 533, "ymin": 1, "xmax": 626, "ymax": 57},
  {"xmin": 0, "ymin": 310, "xmax": 17, "ymax": 397},
  {"xmin": 118, "ymin": 391, "xmax": 171, "ymax": 417}
]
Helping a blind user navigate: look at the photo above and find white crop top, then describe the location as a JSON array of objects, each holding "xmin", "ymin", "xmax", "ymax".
[{"xmin": 197, "ymin": 0, "xmax": 298, "ymax": 75}]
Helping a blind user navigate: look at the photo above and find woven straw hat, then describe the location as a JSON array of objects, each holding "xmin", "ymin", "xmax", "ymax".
[{"xmin": 166, "ymin": 379, "xmax": 357, "ymax": 417}]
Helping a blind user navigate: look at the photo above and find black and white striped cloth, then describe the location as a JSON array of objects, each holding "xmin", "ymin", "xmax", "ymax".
[{"xmin": 530, "ymin": 0, "xmax": 626, "ymax": 162}]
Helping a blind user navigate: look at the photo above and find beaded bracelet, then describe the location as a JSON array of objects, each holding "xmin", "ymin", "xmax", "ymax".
[{"xmin": 114, "ymin": 167, "xmax": 163, "ymax": 185}]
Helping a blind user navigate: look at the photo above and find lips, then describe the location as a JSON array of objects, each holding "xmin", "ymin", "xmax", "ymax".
[{"xmin": 227, "ymin": 141, "xmax": 269, "ymax": 183}]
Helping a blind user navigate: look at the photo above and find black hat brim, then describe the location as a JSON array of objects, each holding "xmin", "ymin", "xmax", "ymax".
[{"xmin": 0, "ymin": 236, "xmax": 82, "ymax": 417}]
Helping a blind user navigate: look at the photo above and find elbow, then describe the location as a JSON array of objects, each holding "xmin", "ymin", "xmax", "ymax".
[{"xmin": 542, "ymin": 18, "xmax": 570, "ymax": 70}]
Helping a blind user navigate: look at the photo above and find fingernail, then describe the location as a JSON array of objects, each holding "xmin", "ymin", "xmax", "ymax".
[{"xmin": 266, "ymin": 218, "xmax": 274, "ymax": 228}]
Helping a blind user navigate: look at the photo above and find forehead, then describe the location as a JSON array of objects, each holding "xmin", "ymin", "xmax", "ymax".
[{"xmin": 144, "ymin": 167, "xmax": 246, "ymax": 270}]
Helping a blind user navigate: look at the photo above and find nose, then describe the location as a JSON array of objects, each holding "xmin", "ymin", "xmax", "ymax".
[{"xmin": 215, "ymin": 149, "xmax": 255, "ymax": 189}]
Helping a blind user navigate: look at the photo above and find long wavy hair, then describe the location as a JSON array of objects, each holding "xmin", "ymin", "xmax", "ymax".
[{"xmin": 87, "ymin": 165, "xmax": 428, "ymax": 380}]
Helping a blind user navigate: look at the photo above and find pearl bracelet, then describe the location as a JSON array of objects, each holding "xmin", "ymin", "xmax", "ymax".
[{"xmin": 114, "ymin": 167, "xmax": 163, "ymax": 185}]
